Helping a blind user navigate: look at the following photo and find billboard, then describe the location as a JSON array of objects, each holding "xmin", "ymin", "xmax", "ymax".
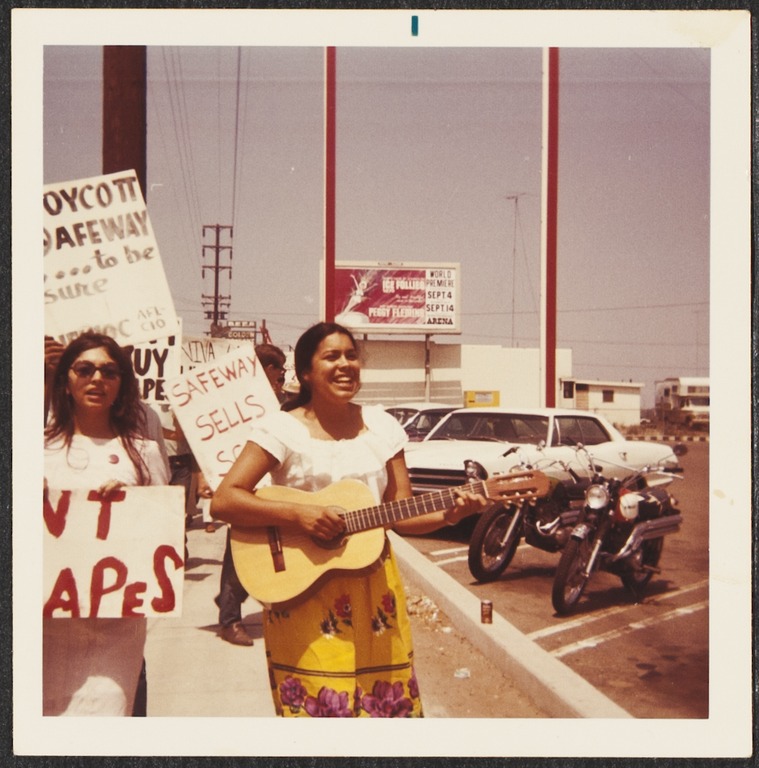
[{"xmin": 333, "ymin": 261, "xmax": 460, "ymax": 334}]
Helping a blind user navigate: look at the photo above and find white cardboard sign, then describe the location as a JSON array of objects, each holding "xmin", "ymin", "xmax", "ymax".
[
  {"xmin": 43, "ymin": 486, "xmax": 185, "ymax": 619},
  {"xmin": 165, "ymin": 343, "xmax": 280, "ymax": 491},
  {"xmin": 180, "ymin": 334, "xmax": 248, "ymax": 372},
  {"xmin": 43, "ymin": 170, "xmax": 179, "ymax": 347},
  {"xmin": 130, "ymin": 331, "xmax": 182, "ymax": 404}
]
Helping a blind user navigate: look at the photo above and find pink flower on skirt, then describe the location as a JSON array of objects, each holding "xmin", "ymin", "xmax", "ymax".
[
  {"xmin": 360, "ymin": 680, "xmax": 413, "ymax": 718},
  {"xmin": 304, "ymin": 686, "xmax": 353, "ymax": 717}
]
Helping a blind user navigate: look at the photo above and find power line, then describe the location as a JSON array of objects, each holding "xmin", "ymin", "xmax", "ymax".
[
  {"xmin": 230, "ymin": 47, "xmax": 242, "ymax": 229},
  {"xmin": 159, "ymin": 48, "xmax": 204, "ymax": 261},
  {"xmin": 464, "ymin": 301, "xmax": 708, "ymax": 317}
]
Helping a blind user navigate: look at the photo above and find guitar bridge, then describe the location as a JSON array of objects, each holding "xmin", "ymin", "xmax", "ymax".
[{"xmin": 267, "ymin": 526, "xmax": 286, "ymax": 572}]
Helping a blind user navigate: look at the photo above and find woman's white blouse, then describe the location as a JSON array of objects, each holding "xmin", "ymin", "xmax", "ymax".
[
  {"xmin": 248, "ymin": 405, "xmax": 408, "ymax": 504},
  {"xmin": 44, "ymin": 434, "xmax": 170, "ymax": 489}
]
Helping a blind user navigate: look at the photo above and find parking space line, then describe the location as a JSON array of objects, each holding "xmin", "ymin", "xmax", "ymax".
[
  {"xmin": 528, "ymin": 579, "xmax": 709, "ymax": 641},
  {"xmin": 434, "ymin": 555, "xmax": 469, "ymax": 566},
  {"xmin": 550, "ymin": 600, "xmax": 708, "ymax": 659},
  {"xmin": 429, "ymin": 545, "xmax": 469, "ymax": 558}
]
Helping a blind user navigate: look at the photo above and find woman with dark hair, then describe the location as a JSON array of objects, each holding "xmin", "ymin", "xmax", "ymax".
[
  {"xmin": 44, "ymin": 332, "xmax": 169, "ymax": 716},
  {"xmin": 212, "ymin": 322, "xmax": 487, "ymax": 717}
]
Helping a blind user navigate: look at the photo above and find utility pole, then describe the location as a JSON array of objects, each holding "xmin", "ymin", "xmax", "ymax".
[
  {"xmin": 102, "ymin": 46, "xmax": 147, "ymax": 197},
  {"xmin": 505, "ymin": 194, "xmax": 523, "ymax": 348},
  {"xmin": 202, "ymin": 225, "xmax": 233, "ymax": 337}
]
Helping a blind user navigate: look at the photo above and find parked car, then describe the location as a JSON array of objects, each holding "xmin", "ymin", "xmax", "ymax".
[
  {"xmin": 405, "ymin": 407, "xmax": 682, "ymax": 495},
  {"xmin": 385, "ymin": 402, "xmax": 458, "ymax": 441}
]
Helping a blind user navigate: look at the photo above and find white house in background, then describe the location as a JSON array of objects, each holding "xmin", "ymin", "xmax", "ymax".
[
  {"xmin": 557, "ymin": 377, "xmax": 644, "ymax": 427},
  {"xmin": 353, "ymin": 338, "xmax": 573, "ymax": 410}
]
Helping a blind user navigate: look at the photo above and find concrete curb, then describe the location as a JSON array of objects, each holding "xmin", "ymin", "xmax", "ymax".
[{"xmin": 389, "ymin": 530, "xmax": 632, "ymax": 719}]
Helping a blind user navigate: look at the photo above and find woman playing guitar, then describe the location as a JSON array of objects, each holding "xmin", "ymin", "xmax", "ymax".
[{"xmin": 211, "ymin": 321, "xmax": 489, "ymax": 718}]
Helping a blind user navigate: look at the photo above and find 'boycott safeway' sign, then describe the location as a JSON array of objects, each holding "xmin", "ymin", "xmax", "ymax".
[{"xmin": 43, "ymin": 170, "xmax": 179, "ymax": 347}]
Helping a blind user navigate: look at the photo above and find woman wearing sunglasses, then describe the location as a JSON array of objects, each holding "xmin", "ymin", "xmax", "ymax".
[{"xmin": 43, "ymin": 331, "xmax": 169, "ymax": 716}]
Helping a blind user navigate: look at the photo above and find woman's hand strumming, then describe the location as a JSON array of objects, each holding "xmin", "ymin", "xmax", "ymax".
[{"xmin": 297, "ymin": 504, "xmax": 346, "ymax": 541}]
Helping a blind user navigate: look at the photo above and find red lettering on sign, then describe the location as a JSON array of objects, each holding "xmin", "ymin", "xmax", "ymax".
[
  {"xmin": 43, "ymin": 490, "xmax": 72, "ymax": 538},
  {"xmin": 122, "ymin": 581, "xmax": 148, "ymax": 617},
  {"xmin": 151, "ymin": 545, "xmax": 184, "ymax": 613},
  {"xmin": 89, "ymin": 556, "xmax": 128, "ymax": 616},
  {"xmin": 87, "ymin": 490, "xmax": 126, "ymax": 540},
  {"xmin": 43, "ymin": 568, "xmax": 80, "ymax": 618}
]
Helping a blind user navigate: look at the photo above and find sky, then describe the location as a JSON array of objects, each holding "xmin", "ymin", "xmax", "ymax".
[{"xmin": 42, "ymin": 43, "xmax": 710, "ymax": 407}]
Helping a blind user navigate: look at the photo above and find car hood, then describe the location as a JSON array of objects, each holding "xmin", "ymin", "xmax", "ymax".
[{"xmin": 405, "ymin": 439, "xmax": 525, "ymax": 469}]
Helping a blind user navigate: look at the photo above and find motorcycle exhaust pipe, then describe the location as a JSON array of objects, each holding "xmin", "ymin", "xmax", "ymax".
[
  {"xmin": 611, "ymin": 514, "xmax": 683, "ymax": 562},
  {"xmin": 535, "ymin": 509, "xmax": 579, "ymax": 537},
  {"xmin": 639, "ymin": 514, "xmax": 682, "ymax": 539}
]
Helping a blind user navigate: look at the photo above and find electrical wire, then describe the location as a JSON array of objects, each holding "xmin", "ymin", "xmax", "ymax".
[{"xmin": 230, "ymin": 47, "xmax": 242, "ymax": 231}]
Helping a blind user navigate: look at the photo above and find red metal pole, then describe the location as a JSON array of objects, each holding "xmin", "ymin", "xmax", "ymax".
[
  {"xmin": 545, "ymin": 48, "xmax": 559, "ymax": 408},
  {"xmin": 324, "ymin": 47, "xmax": 336, "ymax": 323}
]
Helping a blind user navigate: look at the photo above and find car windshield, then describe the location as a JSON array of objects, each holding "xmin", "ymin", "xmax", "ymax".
[
  {"xmin": 408, "ymin": 410, "xmax": 448, "ymax": 431},
  {"xmin": 429, "ymin": 413, "xmax": 550, "ymax": 443},
  {"xmin": 386, "ymin": 408, "xmax": 417, "ymax": 425}
]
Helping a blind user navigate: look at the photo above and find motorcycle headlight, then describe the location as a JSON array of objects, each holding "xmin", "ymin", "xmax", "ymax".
[
  {"xmin": 464, "ymin": 460, "xmax": 488, "ymax": 481},
  {"xmin": 585, "ymin": 483, "xmax": 610, "ymax": 510}
]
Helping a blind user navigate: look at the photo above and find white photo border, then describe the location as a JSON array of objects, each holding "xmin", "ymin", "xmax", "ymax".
[{"xmin": 11, "ymin": 7, "xmax": 752, "ymax": 759}]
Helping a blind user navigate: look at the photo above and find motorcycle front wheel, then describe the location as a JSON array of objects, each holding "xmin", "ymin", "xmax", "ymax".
[
  {"xmin": 467, "ymin": 503, "xmax": 522, "ymax": 582},
  {"xmin": 620, "ymin": 537, "xmax": 663, "ymax": 597},
  {"xmin": 552, "ymin": 536, "xmax": 592, "ymax": 615}
]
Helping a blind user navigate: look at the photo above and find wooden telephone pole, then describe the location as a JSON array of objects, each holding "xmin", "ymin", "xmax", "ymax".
[
  {"xmin": 102, "ymin": 46, "xmax": 147, "ymax": 197},
  {"xmin": 202, "ymin": 225, "xmax": 233, "ymax": 336}
]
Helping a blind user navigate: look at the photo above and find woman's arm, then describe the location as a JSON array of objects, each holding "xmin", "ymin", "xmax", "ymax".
[
  {"xmin": 386, "ymin": 452, "xmax": 489, "ymax": 535},
  {"xmin": 210, "ymin": 441, "xmax": 345, "ymax": 540}
]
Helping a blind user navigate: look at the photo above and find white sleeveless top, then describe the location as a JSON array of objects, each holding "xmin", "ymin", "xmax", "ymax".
[{"xmin": 248, "ymin": 405, "xmax": 408, "ymax": 504}]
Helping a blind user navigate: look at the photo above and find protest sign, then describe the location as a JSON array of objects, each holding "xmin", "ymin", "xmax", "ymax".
[
  {"xmin": 181, "ymin": 334, "xmax": 248, "ymax": 371},
  {"xmin": 130, "ymin": 332, "xmax": 182, "ymax": 403},
  {"xmin": 43, "ymin": 486, "xmax": 185, "ymax": 619},
  {"xmin": 44, "ymin": 170, "xmax": 179, "ymax": 347},
  {"xmin": 165, "ymin": 343, "xmax": 280, "ymax": 491}
]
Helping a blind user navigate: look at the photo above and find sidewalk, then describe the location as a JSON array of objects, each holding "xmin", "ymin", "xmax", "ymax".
[
  {"xmin": 143, "ymin": 520, "xmax": 626, "ymax": 718},
  {"xmin": 144, "ymin": 520, "xmax": 274, "ymax": 717}
]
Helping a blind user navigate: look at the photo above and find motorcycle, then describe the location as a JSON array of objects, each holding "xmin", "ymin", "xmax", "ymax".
[
  {"xmin": 466, "ymin": 459, "xmax": 587, "ymax": 583},
  {"xmin": 466, "ymin": 443, "xmax": 686, "ymax": 585},
  {"xmin": 551, "ymin": 446, "xmax": 686, "ymax": 615}
]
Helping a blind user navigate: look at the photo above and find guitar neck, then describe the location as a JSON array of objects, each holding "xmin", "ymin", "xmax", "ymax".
[{"xmin": 341, "ymin": 480, "xmax": 487, "ymax": 534}]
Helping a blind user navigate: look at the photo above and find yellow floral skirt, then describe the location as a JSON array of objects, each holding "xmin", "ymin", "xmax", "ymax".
[{"xmin": 263, "ymin": 545, "xmax": 422, "ymax": 717}]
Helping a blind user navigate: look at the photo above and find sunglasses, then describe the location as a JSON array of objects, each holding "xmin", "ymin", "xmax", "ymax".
[{"xmin": 70, "ymin": 361, "xmax": 122, "ymax": 380}]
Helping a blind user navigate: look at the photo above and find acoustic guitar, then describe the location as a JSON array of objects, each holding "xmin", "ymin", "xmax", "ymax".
[{"xmin": 230, "ymin": 470, "xmax": 549, "ymax": 608}]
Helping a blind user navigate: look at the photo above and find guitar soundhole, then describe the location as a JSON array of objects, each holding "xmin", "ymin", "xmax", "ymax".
[{"xmin": 311, "ymin": 533, "xmax": 348, "ymax": 551}]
